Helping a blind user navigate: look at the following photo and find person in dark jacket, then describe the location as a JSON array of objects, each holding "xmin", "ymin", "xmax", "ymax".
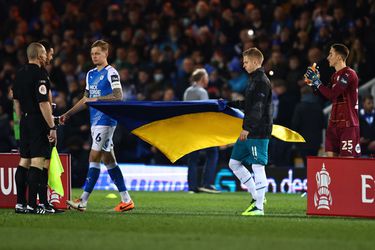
[
  {"xmin": 359, "ymin": 95, "xmax": 375, "ymax": 156},
  {"xmin": 227, "ymin": 47, "xmax": 272, "ymax": 216},
  {"xmin": 12, "ymin": 42, "xmax": 57, "ymax": 214},
  {"xmin": 37, "ymin": 40, "xmax": 64, "ymax": 213},
  {"xmin": 291, "ymin": 86, "xmax": 325, "ymax": 167}
]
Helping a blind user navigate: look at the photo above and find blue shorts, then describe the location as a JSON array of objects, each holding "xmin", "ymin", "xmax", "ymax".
[{"xmin": 230, "ymin": 138, "xmax": 269, "ymax": 165}]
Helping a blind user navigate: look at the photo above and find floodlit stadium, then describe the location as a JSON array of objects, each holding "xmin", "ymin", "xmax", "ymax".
[{"xmin": 1, "ymin": 1, "xmax": 375, "ymax": 249}]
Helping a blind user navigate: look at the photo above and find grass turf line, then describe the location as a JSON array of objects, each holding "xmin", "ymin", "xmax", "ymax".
[{"xmin": 1, "ymin": 190, "xmax": 375, "ymax": 250}]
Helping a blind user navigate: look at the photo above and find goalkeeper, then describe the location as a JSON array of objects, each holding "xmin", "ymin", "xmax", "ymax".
[{"xmin": 304, "ymin": 43, "xmax": 361, "ymax": 157}]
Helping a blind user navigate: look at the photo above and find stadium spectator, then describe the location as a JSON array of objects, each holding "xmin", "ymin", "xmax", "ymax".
[
  {"xmin": 331, "ymin": 6, "xmax": 350, "ymax": 42},
  {"xmin": 176, "ymin": 57, "xmax": 195, "ymax": 100},
  {"xmin": 264, "ymin": 50, "xmax": 288, "ymax": 80},
  {"xmin": 291, "ymin": 86, "xmax": 325, "ymax": 167},
  {"xmin": 245, "ymin": 6, "xmax": 267, "ymax": 37},
  {"xmin": 163, "ymin": 87, "xmax": 176, "ymax": 101},
  {"xmin": 268, "ymin": 79, "xmax": 299, "ymax": 166},
  {"xmin": 227, "ymin": 57, "xmax": 248, "ymax": 93},
  {"xmin": 286, "ymin": 55, "xmax": 304, "ymax": 96},
  {"xmin": 271, "ymin": 6, "xmax": 293, "ymax": 39},
  {"xmin": 347, "ymin": 39, "xmax": 372, "ymax": 84},
  {"xmin": 359, "ymin": 95, "xmax": 375, "ymax": 156},
  {"xmin": 0, "ymin": 104, "xmax": 15, "ymax": 152}
]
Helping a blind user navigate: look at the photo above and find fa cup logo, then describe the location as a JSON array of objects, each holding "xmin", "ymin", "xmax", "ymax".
[{"xmin": 314, "ymin": 164, "xmax": 332, "ymax": 210}]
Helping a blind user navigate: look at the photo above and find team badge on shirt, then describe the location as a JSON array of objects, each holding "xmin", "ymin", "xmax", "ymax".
[
  {"xmin": 111, "ymin": 75, "xmax": 119, "ymax": 82},
  {"xmin": 339, "ymin": 74, "xmax": 348, "ymax": 86},
  {"xmin": 355, "ymin": 144, "xmax": 361, "ymax": 154},
  {"xmin": 39, "ymin": 84, "xmax": 47, "ymax": 95}
]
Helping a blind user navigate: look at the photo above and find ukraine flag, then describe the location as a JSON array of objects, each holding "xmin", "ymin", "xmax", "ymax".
[{"xmin": 88, "ymin": 100, "xmax": 304, "ymax": 163}]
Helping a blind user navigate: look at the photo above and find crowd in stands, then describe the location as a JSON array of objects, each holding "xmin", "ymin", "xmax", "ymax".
[{"xmin": 1, "ymin": 0, "xmax": 375, "ymax": 185}]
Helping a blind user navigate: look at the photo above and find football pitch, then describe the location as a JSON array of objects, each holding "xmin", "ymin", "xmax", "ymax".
[{"xmin": 1, "ymin": 190, "xmax": 375, "ymax": 250}]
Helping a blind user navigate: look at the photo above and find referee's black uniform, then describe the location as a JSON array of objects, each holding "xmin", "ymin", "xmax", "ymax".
[{"xmin": 12, "ymin": 63, "xmax": 51, "ymax": 209}]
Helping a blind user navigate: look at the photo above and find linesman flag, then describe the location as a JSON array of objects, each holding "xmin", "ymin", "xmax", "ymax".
[
  {"xmin": 88, "ymin": 100, "xmax": 305, "ymax": 163},
  {"xmin": 48, "ymin": 147, "xmax": 64, "ymax": 196}
]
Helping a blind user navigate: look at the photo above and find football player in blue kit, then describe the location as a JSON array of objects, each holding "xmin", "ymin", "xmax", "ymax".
[{"xmin": 61, "ymin": 40, "xmax": 134, "ymax": 212}]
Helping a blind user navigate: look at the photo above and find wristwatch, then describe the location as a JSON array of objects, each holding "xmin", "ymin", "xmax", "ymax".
[{"xmin": 49, "ymin": 125, "xmax": 57, "ymax": 130}]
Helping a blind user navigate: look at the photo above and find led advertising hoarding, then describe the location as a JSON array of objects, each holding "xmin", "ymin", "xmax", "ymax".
[
  {"xmin": 0, "ymin": 153, "xmax": 71, "ymax": 209},
  {"xmin": 93, "ymin": 164, "xmax": 307, "ymax": 193}
]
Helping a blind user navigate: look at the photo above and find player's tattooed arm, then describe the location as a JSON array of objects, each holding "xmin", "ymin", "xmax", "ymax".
[{"xmin": 96, "ymin": 88, "xmax": 123, "ymax": 101}]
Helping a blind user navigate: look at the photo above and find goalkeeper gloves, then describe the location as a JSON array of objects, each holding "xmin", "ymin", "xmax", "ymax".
[{"xmin": 304, "ymin": 64, "xmax": 321, "ymax": 88}]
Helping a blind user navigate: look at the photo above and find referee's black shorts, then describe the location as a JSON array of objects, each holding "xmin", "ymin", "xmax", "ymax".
[{"xmin": 20, "ymin": 113, "xmax": 51, "ymax": 159}]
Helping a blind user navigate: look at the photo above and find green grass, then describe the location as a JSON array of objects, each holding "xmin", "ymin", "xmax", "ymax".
[{"xmin": 1, "ymin": 190, "xmax": 375, "ymax": 250}]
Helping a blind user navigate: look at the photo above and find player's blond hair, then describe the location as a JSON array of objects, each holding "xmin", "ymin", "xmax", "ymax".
[
  {"xmin": 242, "ymin": 47, "xmax": 264, "ymax": 64},
  {"xmin": 91, "ymin": 40, "xmax": 109, "ymax": 52}
]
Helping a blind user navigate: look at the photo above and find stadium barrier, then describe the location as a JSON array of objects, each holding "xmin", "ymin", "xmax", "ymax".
[
  {"xmin": 93, "ymin": 164, "xmax": 307, "ymax": 193},
  {"xmin": 307, "ymin": 156, "xmax": 375, "ymax": 218},
  {"xmin": 216, "ymin": 167, "xmax": 307, "ymax": 193},
  {"xmin": 0, "ymin": 153, "xmax": 71, "ymax": 209},
  {"xmin": 95, "ymin": 164, "xmax": 189, "ymax": 192}
]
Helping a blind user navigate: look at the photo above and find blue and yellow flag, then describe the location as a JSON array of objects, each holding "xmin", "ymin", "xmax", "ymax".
[{"xmin": 88, "ymin": 100, "xmax": 304, "ymax": 163}]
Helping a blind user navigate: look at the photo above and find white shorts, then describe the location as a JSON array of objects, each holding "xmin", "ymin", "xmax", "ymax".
[{"xmin": 91, "ymin": 126, "xmax": 116, "ymax": 152}]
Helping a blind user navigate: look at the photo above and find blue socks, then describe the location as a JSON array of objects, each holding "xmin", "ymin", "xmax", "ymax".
[
  {"xmin": 83, "ymin": 163, "xmax": 101, "ymax": 193},
  {"xmin": 107, "ymin": 165, "xmax": 127, "ymax": 192},
  {"xmin": 83, "ymin": 162, "xmax": 127, "ymax": 195}
]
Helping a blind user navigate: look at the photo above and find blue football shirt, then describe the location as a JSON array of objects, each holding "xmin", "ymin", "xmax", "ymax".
[{"xmin": 85, "ymin": 65, "xmax": 122, "ymax": 126}]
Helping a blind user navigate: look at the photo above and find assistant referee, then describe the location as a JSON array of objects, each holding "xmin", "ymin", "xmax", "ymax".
[{"xmin": 12, "ymin": 42, "xmax": 57, "ymax": 214}]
